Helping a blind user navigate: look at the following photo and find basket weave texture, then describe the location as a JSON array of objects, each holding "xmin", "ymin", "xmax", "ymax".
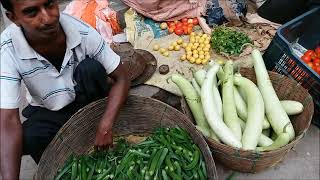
[
  {"xmin": 181, "ymin": 68, "xmax": 314, "ymax": 173},
  {"xmin": 35, "ymin": 95, "xmax": 218, "ymax": 179}
]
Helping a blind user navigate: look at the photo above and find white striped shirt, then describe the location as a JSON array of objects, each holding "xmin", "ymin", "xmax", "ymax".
[{"xmin": 0, "ymin": 13, "xmax": 120, "ymax": 110}]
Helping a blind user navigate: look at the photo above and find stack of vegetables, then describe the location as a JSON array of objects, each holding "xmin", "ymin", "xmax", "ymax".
[
  {"xmin": 171, "ymin": 49, "xmax": 304, "ymax": 151},
  {"xmin": 55, "ymin": 127, "xmax": 207, "ymax": 180},
  {"xmin": 153, "ymin": 31, "xmax": 212, "ymax": 65}
]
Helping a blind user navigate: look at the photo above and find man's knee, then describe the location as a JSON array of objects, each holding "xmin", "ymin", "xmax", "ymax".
[{"xmin": 74, "ymin": 57, "xmax": 107, "ymax": 76}]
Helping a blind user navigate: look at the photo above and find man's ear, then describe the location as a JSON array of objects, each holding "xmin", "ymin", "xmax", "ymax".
[{"xmin": 5, "ymin": 11, "xmax": 20, "ymax": 26}]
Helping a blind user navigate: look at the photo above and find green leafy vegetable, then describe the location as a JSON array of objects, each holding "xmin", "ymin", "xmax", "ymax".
[{"xmin": 211, "ymin": 26, "xmax": 252, "ymax": 55}]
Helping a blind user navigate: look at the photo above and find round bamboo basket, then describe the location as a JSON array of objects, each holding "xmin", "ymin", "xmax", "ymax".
[
  {"xmin": 181, "ymin": 68, "xmax": 314, "ymax": 173},
  {"xmin": 35, "ymin": 95, "xmax": 218, "ymax": 179}
]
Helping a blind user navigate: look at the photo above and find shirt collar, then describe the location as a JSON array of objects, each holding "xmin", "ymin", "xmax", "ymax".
[{"xmin": 12, "ymin": 13, "xmax": 82, "ymax": 60}]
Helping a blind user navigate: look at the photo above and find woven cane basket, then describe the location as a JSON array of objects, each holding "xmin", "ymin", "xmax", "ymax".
[
  {"xmin": 181, "ymin": 68, "xmax": 314, "ymax": 173},
  {"xmin": 35, "ymin": 95, "xmax": 218, "ymax": 179}
]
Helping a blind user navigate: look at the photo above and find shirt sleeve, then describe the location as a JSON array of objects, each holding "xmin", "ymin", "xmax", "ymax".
[
  {"xmin": 0, "ymin": 50, "xmax": 21, "ymax": 109},
  {"xmin": 85, "ymin": 27, "xmax": 120, "ymax": 74}
]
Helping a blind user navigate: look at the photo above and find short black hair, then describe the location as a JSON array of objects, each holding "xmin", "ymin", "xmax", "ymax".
[{"xmin": 1, "ymin": 0, "xmax": 13, "ymax": 11}]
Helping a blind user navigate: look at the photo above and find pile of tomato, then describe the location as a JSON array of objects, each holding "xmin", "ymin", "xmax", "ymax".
[
  {"xmin": 164, "ymin": 18, "xmax": 199, "ymax": 36},
  {"xmin": 301, "ymin": 46, "xmax": 320, "ymax": 75}
]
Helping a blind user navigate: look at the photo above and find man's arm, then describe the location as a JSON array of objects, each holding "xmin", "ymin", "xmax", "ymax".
[
  {"xmin": 94, "ymin": 62, "xmax": 130, "ymax": 148},
  {"xmin": 0, "ymin": 109, "xmax": 22, "ymax": 180}
]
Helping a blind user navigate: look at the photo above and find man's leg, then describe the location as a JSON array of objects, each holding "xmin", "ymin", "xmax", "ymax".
[
  {"xmin": 73, "ymin": 57, "xmax": 111, "ymax": 107},
  {"xmin": 22, "ymin": 105, "xmax": 76, "ymax": 163},
  {"xmin": 22, "ymin": 58, "xmax": 111, "ymax": 163}
]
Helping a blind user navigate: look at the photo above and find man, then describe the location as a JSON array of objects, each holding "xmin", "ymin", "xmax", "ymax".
[{"xmin": 0, "ymin": 0, "xmax": 130, "ymax": 179}]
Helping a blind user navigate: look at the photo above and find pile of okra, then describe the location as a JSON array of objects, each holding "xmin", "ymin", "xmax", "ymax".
[{"xmin": 55, "ymin": 127, "xmax": 207, "ymax": 180}]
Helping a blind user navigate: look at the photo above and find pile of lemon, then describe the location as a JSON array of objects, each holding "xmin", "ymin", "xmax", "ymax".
[
  {"xmin": 181, "ymin": 32, "xmax": 211, "ymax": 65},
  {"xmin": 152, "ymin": 32, "xmax": 211, "ymax": 65}
]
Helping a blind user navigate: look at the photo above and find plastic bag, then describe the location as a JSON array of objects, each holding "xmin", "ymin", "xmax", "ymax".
[
  {"xmin": 63, "ymin": 0, "xmax": 122, "ymax": 43},
  {"xmin": 206, "ymin": 0, "xmax": 247, "ymax": 26}
]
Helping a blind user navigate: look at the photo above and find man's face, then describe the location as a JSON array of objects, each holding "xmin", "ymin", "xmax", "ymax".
[{"xmin": 6, "ymin": 0, "xmax": 60, "ymax": 38}]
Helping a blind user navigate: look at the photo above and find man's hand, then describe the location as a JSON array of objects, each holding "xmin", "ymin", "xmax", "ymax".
[
  {"xmin": 94, "ymin": 118, "xmax": 113, "ymax": 150},
  {"xmin": 94, "ymin": 62, "xmax": 129, "ymax": 150}
]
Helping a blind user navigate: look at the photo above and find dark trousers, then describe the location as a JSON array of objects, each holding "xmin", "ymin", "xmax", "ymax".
[{"xmin": 22, "ymin": 58, "xmax": 110, "ymax": 163}]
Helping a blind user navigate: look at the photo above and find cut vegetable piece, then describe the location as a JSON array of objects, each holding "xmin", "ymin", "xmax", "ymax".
[
  {"xmin": 280, "ymin": 100, "xmax": 304, "ymax": 115},
  {"xmin": 201, "ymin": 64, "xmax": 242, "ymax": 148},
  {"xmin": 252, "ymin": 49, "xmax": 295, "ymax": 140},
  {"xmin": 222, "ymin": 61, "xmax": 242, "ymax": 140},
  {"xmin": 234, "ymin": 76, "xmax": 264, "ymax": 150}
]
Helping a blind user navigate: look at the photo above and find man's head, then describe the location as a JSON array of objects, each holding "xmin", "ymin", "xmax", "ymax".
[{"xmin": 1, "ymin": 0, "xmax": 61, "ymax": 38}]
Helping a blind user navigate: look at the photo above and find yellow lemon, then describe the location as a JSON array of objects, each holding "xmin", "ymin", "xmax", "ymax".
[
  {"xmin": 177, "ymin": 38, "xmax": 183, "ymax": 45},
  {"xmin": 185, "ymin": 47, "xmax": 192, "ymax": 52},
  {"xmin": 182, "ymin": 43, "xmax": 188, "ymax": 48},
  {"xmin": 193, "ymin": 50, "xmax": 198, "ymax": 55},
  {"xmin": 159, "ymin": 48, "xmax": 166, "ymax": 54},
  {"xmin": 153, "ymin": 44, "xmax": 160, "ymax": 51},
  {"xmin": 196, "ymin": 59, "xmax": 202, "ymax": 65},
  {"xmin": 190, "ymin": 57, "xmax": 196, "ymax": 64},
  {"xmin": 187, "ymin": 55, "xmax": 192, "ymax": 60},
  {"xmin": 202, "ymin": 59, "xmax": 208, "ymax": 65},
  {"xmin": 163, "ymin": 51, "xmax": 170, "ymax": 57},
  {"xmin": 168, "ymin": 45, "xmax": 174, "ymax": 51},
  {"xmin": 199, "ymin": 54, "xmax": 205, "ymax": 59},
  {"xmin": 199, "ymin": 50, "xmax": 204, "ymax": 55},
  {"xmin": 172, "ymin": 42, "xmax": 178, "ymax": 47},
  {"xmin": 193, "ymin": 54, "xmax": 199, "ymax": 58},
  {"xmin": 203, "ymin": 47, "xmax": 210, "ymax": 52},
  {"xmin": 180, "ymin": 55, "xmax": 186, "ymax": 61},
  {"xmin": 174, "ymin": 45, "xmax": 181, "ymax": 51}
]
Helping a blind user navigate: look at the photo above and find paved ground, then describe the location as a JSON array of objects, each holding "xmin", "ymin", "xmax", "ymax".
[{"xmin": 1, "ymin": 1, "xmax": 319, "ymax": 179}]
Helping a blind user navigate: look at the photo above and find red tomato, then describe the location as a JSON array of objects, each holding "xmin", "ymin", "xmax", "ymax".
[
  {"xmin": 175, "ymin": 22, "xmax": 183, "ymax": 29},
  {"xmin": 182, "ymin": 21, "xmax": 189, "ymax": 26},
  {"xmin": 186, "ymin": 26, "xmax": 193, "ymax": 35},
  {"xmin": 305, "ymin": 50, "xmax": 317, "ymax": 60},
  {"xmin": 181, "ymin": 18, "xmax": 188, "ymax": 23},
  {"xmin": 301, "ymin": 55, "xmax": 312, "ymax": 63},
  {"xmin": 315, "ymin": 47, "xmax": 320, "ymax": 57},
  {"xmin": 182, "ymin": 26, "xmax": 188, "ymax": 35},
  {"xmin": 307, "ymin": 62, "xmax": 313, "ymax": 69},
  {"xmin": 174, "ymin": 27, "xmax": 184, "ymax": 36},
  {"xmin": 316, "ymin": 66, "xmax": 320, "ymax": 74},
  {"xmin": 304, "ymin": 50, "xmax": 315, "ymax": 57},
  {"xmin": 313, "ymin": 58, "xmax": 320, "ymax": 64},
  {"xmin": 168, "ymin": 27, "xmax": 175, "ymax": 34},
  {"xmin": 167, "ymin": 22, "xmax": 175, "ymax": 28},
  {"xmin": 192, "ymin": 18, "xmax": 199, "ymax": 25}
]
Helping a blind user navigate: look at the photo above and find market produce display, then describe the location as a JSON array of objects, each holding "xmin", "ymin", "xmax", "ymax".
[
  {"xmin": 54, "ymin": 127, "xmax": 207, "ymax": 180},
  {"xmin": 172, "ymin": 49, "xmax": 304, "ymax": 152},
  {"xmin": 300, "ymin": 47, "xmax": 320, "ymax": 74},
  {"xmin": 210, "ymin": 26, "xmax": 252, "ymax": 56}
]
